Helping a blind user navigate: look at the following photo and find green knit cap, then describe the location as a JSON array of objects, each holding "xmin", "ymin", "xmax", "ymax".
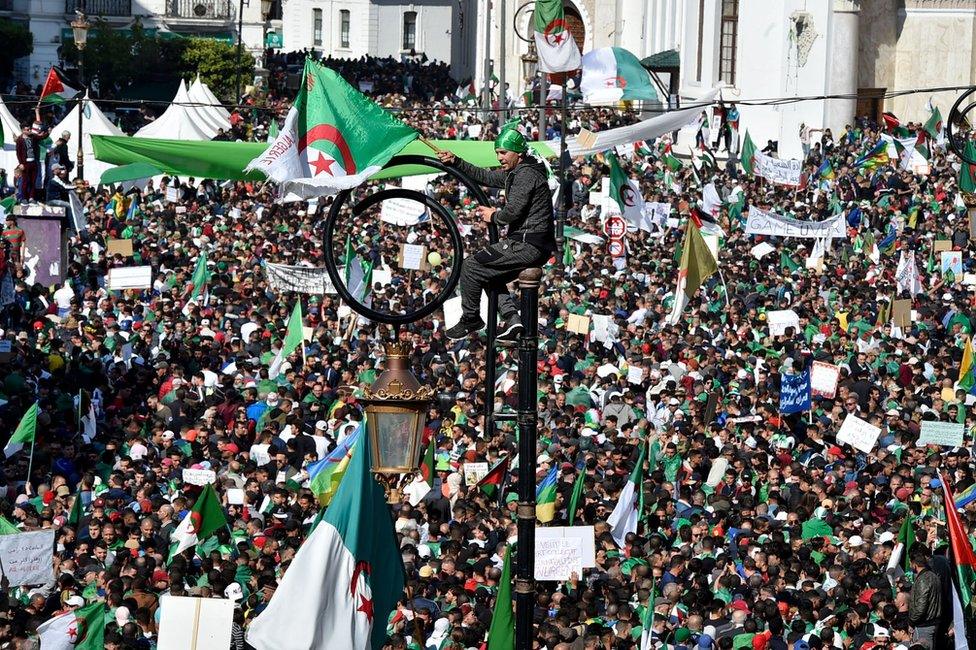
[{"xmin": 494, "ymin": 128, "xmax": 527, "ymax": 153}]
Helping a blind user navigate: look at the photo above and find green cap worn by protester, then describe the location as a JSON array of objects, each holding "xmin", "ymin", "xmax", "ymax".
[{"xmin": 494, "ymin": 127, "xmax": 527, "ymax": 153}]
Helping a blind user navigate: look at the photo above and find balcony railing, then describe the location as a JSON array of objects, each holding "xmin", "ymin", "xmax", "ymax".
[
  {"xmin": 65, "ymin": 0, "xmax": 131, "ymax": 16},
  {"xmin": 166, "ymin": 0, "xmax": 234, "ymax": 19}
]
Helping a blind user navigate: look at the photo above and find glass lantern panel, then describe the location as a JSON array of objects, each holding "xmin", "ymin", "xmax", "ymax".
[{"xmin": 371, "ymin": 410, "xmax": 418, "ymax": 472}]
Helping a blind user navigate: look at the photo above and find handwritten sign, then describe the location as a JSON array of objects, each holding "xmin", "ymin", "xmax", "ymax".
[
  {"xmin": 627, "ymin": 366, "xmax": 645, "ymax": 385},
  {"xmin": 0, "ymin": 530, "xmax": 55, "ymax": 587},
  {"xmin": 182, "ymin": 468, "xmax": 217, "ymax": 486},
  {"xmin": 811, "ymin": 361, "xmax": 840, "ymax": 399},
  {"xmin": 398, "ymin": 243, "xmax": 427, "ymax": 271},
  {"xmin": 836, "ymin": 413, "xmax": 882, "ymax": 454},
  {"xmin": 107, "ymin": 265, "xmax": 152, "ymax": 291},
  {"xmin": 753, "ymin": 151, "xmax": 802, "ymax": 186},
  {"xmin": 534, "ymin": 538, "xmax": 583, "ymax": 581},
  {"xmin": 105, "ymin": 239, "xmax": 134, "ymax": 258},
  {"xmin": 158, "ymin": 596, "xmax": 234, "ymax": 650},
  {"xmin": 767, "ymin": 309, "xmax": 800, "ymax": 337},
  {"xmin": 536, "ymin": 526, "xmax": 596, "ymax": 567},
  {"xmin": 463, "ymin": 462, "xmax": 489, "ymax": 487},
  {"xmin": 780, "ymin": 371, "xmax": 811, "ymax": 414},
  {"xmin": 382, "ymin": 198, "xmax": 429, "ymax": 227},
  {"xmin": 918, "ymin": 421, "xmax": 965, "ymax": 447},
  {"xmin": 745, "ymin": 207, "xmax": 846, "ymax": 239}
]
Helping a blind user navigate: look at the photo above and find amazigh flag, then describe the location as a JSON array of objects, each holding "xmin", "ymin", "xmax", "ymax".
[
  {"xmin": 959, "ymin": 338, "xmax": 976, "ymax": 393},
  {"xmin": 168, "ymin": 484, "xmax": 228, "ymax": 562},
  {"xmin": 607, "ymin": 444, "xmax": 646, "ymax": 547},
  {"xmin": 607, "ymin": 153, "xmax": 646, "ymax": 228},
  {"xmin": 246, "ymin": 413, "xmax": 404, "ymax": 650},
  {"xmin": 475, "ymin": 456, "xmax": 509, "ymax": 497},
  {"xmin": 817, "ymin": 159, "xmax": 835, "ymax": 180},
  {"xmin": 487, "ymin": 545, "xmax": 514, "ymax": 650},
  {"xmin": 4, "ymin": 402, "xmax": 37, "ymax": 457},
  {"xmin": 580, "ymin": 47, "xmax": 656, "ymax": 104},
  {"xmin": 940, "ymin": 475, "xmax": 976, "ymax": 649},
  {"xmin": 245, "ymin": 58, "xmax": 418, "ymax": 200},
  {"xmin": 960, "ymin": 140, "xmax": 976, "ymax": 195},
  {"xmin": 533, "ymin": 0, "xmax": 581, "ymax": 73},
  {"xmin": 854, "ymin": 141, "xmax": 889, "ymax": 171},
  {"xmin": 269, "ymin": 301, "xmax": 304, "ymax": 379},
  {"xmin": 36, "ymin": 602, "xmax": 105, "ymax": 650},
  {"xmin": 39, "ymin": 66, "xmax": 81, "ymax": 104},
  {"xmin": 740, "ymin": 130, "xmax": 756, "ymax": 175},
  {"xmin": 955, "ymin": 482, "xmax": 976, "ymax": 510},
  {"xmin": 536, "ymin": 466, "xmax": 558, "ymax": 523},
  {"xmin": 309, "ymin": 424, "xmax": 362, "ymax": 506},
  {"xmin": 666, "ymin": 219, "xmax": 718, "ymax": 324}
]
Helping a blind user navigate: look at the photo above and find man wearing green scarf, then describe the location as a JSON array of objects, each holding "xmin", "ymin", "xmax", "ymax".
[{"xmin": 437, "ymin": 123, "xmax": 556, "ymax": 341}]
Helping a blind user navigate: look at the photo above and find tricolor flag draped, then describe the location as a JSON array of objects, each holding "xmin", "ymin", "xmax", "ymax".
[
  {"xmin": 940, "ymin": 476, "xmax": 975, "ymax": 650},
  {"xmin": 607, "ymin": 445, "xmax": 646, "ymax": 547},
  {"xmin": 247, "ymin": 418, "xmax": 404, "ymax": 650},
  {"xmin": 536, "ymin": 466, "xmax": 558, "ymax": 523},
  {"xmin": 666, "ymin": 220, "xmax": 718, "ymax": 324},
  {"xmin": 606, "ymin": 153, "xmax": 646, "ymax": 228},
  {"xmin": 36, "ymin": 602, "xmax": 105, "ymax": 649},
  {"xmin": 854, "ymin": 141, "xmax": 889, "ymax": 171},
  {"xmin": 39, "ymin": 67, "xmax": 81, "ymax": 104},
  {"xmin": 168, "ymin": 484, "xmax": 228, "ymax": 562},
  {"xmin": 245, "ymin": 58, "xmax": 418, "ymax": 200},
  {"xmin": 580, "ymin": 47, "xmax": 656, "ymax": 104},
  {"xmin": 533, "ymin": 0, "xmax": 582, "ymax": 73}
]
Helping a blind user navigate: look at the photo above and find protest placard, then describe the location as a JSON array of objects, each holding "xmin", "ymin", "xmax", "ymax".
[
  {"xmin": 917, "ymin": 421, "xmax": 965, "ymax": 447},
  {"xmin": 942, "ymin": 251, "xmax": 963, "ymax": 276},
  {"xmin": 382, "ymin": 197, "xmax": 429, "ymax": 227},
  {"xmin": 264, "ymin": 263, "xmax": 337, "ymax": 295},
  {"xmin": 767, "ymin": 310, "xmax": 800, "ymax": 337},
  {"xmin": 567, "ymin": 314, "xmax": 591, "ymax": 335},
  {"xmin": 727, "ymin": 415, "xmax": 762, "ymax": 424},
  {"xmin": 157, "ymin": 596, "xmax": 234, "ymax": 650},
  {"xmin": 892, "ymin": 299, "xmax": 912, "ymax": 329},
  {"xmin": 780, "ymin": 371, "xmax": 811, "ymax": 414},
  {"xmin": 752, "ymin": 151, "xmax": 803, "ymax": 186},
  {"xmin": 164, "ymin": 187, "xmax": 179, "ymax": 203},
  {"xmin": 0, "ymin": 530, "xmax": 55, "ymax": 587},
  {"xmin": 398, "ymin": 243, "xmax": 427, "ymax": 271},
  {"xmin": 745, "ymin": 207, "xmax": 845, "ymax": 239},
  {"xmin": 107, "ymin": 266, "xmax": 153, "ymax": 291},
  {"xmin": 811, "ymin": 361, "xmax": 840, "ymax": 398},
  {"xmin": 534, "ymin": 538, "xmax": 582, "ymax": 581},
  {"xmin": 182, "ymin": 468, "xmax": 217, "ymax": 486},
  {"xmin": 751, "ymin": 242, "xmax": 776, "ymax": 259},
  {"xmin": 106, "ymin": 239, "xmax": 134, "ymax": 258},
  {"xmin": 462, "ymin": 462, "xmax": 489, "ymax": 486},
  {"xmin": 226, "ymin": 489, "xmax": 245, "ymax": 505},
  {"xmin": 934, "ymin": 240, "xmax": 952, "ymax": 254},
  {"xmin": 836, "ymin": 414, "xmax": 882, "ymax": 454}
]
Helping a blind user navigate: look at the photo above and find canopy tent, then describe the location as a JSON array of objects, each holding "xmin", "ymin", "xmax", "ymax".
[
  {"xmin": 92, "ymin": 136, "xmax": 557, "ymax": 182},
  {"xmin": 51, "ymin": 93, "xmax": 124, "ymax": 184},
  {"xmin": 0, "ymin": 96, "xmax": 24, "ymax": 181},
  {"xmin": 135, "ymin": 80, "xmax": 214, "ymax": 141},
  {"xmin": 193, "ymin": 75, "xmax": 231, "ymax": 120},
  {"xmin": 187, "ymin": 78, "xmax": 231, "ymax": 135}
]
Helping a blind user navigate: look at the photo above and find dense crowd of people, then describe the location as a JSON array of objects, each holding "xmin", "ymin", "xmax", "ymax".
[{"xmin": 0, "ymin": 49, "xmax": 973, "ymax": 650}]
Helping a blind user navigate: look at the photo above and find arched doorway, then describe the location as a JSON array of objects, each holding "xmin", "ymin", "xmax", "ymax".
[{"xmin": 563, "ymin": 3, "xmax": 585, "ymax": 54}]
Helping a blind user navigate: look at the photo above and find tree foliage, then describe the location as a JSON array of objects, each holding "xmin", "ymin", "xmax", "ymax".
[
  {"xmin": 179, "ymin": 39, "xmax": 254, "ymax": 102},
  {"xmin": 0, "ymin": 19, "xmax": 33, "ymax": 80}
]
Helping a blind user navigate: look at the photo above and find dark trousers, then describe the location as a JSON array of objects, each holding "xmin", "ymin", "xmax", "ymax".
[
  {"xmin": 460, "ymin": 239, "xmax": 548, "ymax": 321},
  {"xmin": 19, "ymin": 163, "xmax": 38, "ymax": 201}
]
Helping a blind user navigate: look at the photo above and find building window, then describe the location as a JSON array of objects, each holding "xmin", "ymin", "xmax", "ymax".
[
  {"xmin": 340, "ymin": 9, "xmax": 350, "ymax": 48},
  {"xmin": 403, "ymin": 11, "xmax": 417, "ymax": 51},
  {"xmin": 313, "ymin": 9, "xmax": 322, "ymax": 46},
  {"xmin": 719, "ymin": 0, "xmax": 738, "ymax": 85}
]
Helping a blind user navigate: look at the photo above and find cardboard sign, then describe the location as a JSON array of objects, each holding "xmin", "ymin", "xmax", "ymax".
[
  {"xmin": 918, "ymin": 421, "xmax": 965, "ymax": 447},
  {"xmin": 534, "ymin": 538, "xmax": 582, "ymax": 581},
  {"xmin": 627, "ymin": 366, "xmax": 645, "ymax": 385},
  {"xmin": 933, "ymin": 240, "xmax": 952, "ymax": 254},
  {"xmin": 398, "ymin": 243, "xmax": 427, "ymax": 271},
  {"xmin": 535, "ymin": 526, "xmax": 596, "ymax": 576},
  {"xmin": 0, "ymin": 530, "xmax": 55, "ymax": 587},
  {"xmin": 811, "ymin": 361, "xmax": 840, "ymax": 399},
  {"xmin": 182, "ymin": 468, "xmax": 217, "ymax": 486},
  {"xmin": 892, "ymin": 299, "xmax": 912, "ymax": 329},
  {"xmin": 106, "ymin": 239, "xmax": 134, "ymax": 258},
  {"xmin": 767, "ymin": 310, "xmax": 800, "ymax": 337},
  {"xmin": 157, "ymin": 596, "xmax": 234, "ymax": 650},
  {"xmin": 566, "ymin": 314, "xmax": 591, "ymax": 336},
  {"xmin": 836, "ymin": 413, "xmax": 882, "ymax": 454},
  {"xmin": 107, "ymin": 265, "xmax": 152, "ymax": 291},
  {"xmin": 576, "ymin": 128, "xmax": 598, "ymax": 150},
  {"xmin": 462, "ymin": 462, "xmax": 489, "ymax": 487}
]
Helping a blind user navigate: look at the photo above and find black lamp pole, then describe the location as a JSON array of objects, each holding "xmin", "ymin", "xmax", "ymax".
[{"xmin": 235, "ymin": 0, "xmax": 244, "ymax": 102}]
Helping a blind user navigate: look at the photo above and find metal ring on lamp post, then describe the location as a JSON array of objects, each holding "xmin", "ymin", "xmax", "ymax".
[
  {"xmin": 513, "ymin": 2, "xmax": 535, "ymax": 42},
  {"xmin": 947, "ymin": 88, "xmax": 976, "ymax": 165}
]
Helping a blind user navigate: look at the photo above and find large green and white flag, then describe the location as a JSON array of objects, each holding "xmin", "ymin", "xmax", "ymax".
[
  {"xmin": 168, "ymin": 484, "xmax": 227, "ymax": 562},
  {"xmin": 247, "ymin": 412, "xmax": 404, "ymax": 650},
  {"xmin": 533, "ymin": 0, "xmax": 581, "ymax": 73},
  {"xmin": 246, "ymin": 58, "xmax": 418, "ymax": 199},
  {"xmin": 607, "ymin": 445, "xmax": 645, "ymax": 547},
  {"xmin": 36, "ymin": 602, "xmax": 105, "ymax": 650},
  {"xmin": 606, "ymin": 153, "xmax": 647, "ymax": 230},
  {"xmin": 4, "ymin": 403, "xmax": 37, "ymax": 458},
  {"xmin": 580, "ymin": 47, "xmax": 657, "ymax": 105},
  {"xmin": 269, "ymin": 301, "xmax": 304, "ymax": 379}
]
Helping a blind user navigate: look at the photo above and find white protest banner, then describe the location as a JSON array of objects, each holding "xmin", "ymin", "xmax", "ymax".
[
  {"xmin": 534, "ymin": 538, "xmax": 583, "ymax": 581},
  {"xmin": 836, "ymin": 413, "xmax": 882, "ymax": 454},
  {"xmin": 645, "ymin": 202, "xmax": 670, "ymax": 231},
  {"xmin": 767, "ymin": 309, "xmax": 800, "ymax": 337},
  {"xmin": 727, "ymin": 415, "xmax": 762, "ymax": 424},
  {"xmin": 745, "ymin": 207, "xmax": 846, "ymax": 239},
  {"xmin": 810, "ymin": 361, "xmax": 841, "ymax": 399},
  {"xmin": 265, "ymin": 262, "xmax": 337, "ymax": 295},
  {"xmin": 753, "ymin": 151, "xmax": 802, "ymax": 186},
  {"xmin": 182, "ymin": 468, "xmax": 217, "ymax": 486},
  {"xmin": 0, "ymin": 530, "xmax": 55, "ymax": 587},
  {"xmin": 536, "ymin": 526, "xmax": 596, "ymax": 568},
  {"xmin": 751, "ymin": 242, "xmax": 776, "ymax": 259},
  {"xmin": 107, "ymin": 266, "xmax": 153, "ymax": 291},
  {"xmin": 463, "ymin": 462, "xmax": 489, "ymax": 486},
  {"xmin": 381, "ymin": 197, "xmax": 429, "ymax": 227},
  {"xmin": 157, "ymin": 596, "xmax": 234, "ymax": 650},
  {"xmin": 917, "ymin": 421, "xmax": 965, "ymax": 447}
]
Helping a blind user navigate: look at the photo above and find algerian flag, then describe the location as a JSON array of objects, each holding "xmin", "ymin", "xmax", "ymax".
[
  {"xmin": 607, "ymin": 445, "xmax": 645, "ymax": 547},
  {"xmin": 36, "ymin": 602, "xmax": 105, "ymax": 650},
  {"xmin": 186, "ymin": 252, "xmax": 209, "ymax": 303},
  {"xmin": 666, "ymin": 220, "xmax": 718, "ymax": 325},
  {"xmin": 39, "ymin": 66, "xmax": 81, "ymax": 104},
  {"xmin": 486, "ymin": 545, "xmax": 514, "ymax": 650},
  {"xmin": 246, "ymin": 58, "xmax": 418, "ymax": 200},
  {"xmin": 961, "ymin": 140, "xmax": 976, "ymax": 195},
  {"xmin": 580, "ymin": 47, "xmax": 657, "ymax": 105},
  {"xmin": 246, "ymin": 413, "xmax": 404, "ymax": 650},
  {"xmin": 606, "ymin": 153, "xmax": 646, "ymax": 229},
  {"xmin": 533, "ymin": 0, "xmax": 581, "ymax": 73},
  {"xmin": 4, "ymin": 402, "xmax": 37, "ymax": 457},
  {"xmin": 269, "ymin": 301, "xmax": 304, "ymax": 379},
  {"xmin": 168, "ymin": 484, "xmax": 228, "ymax": 562},
  {"xmin": 924, "ymin": 106, "xmax": 943, "ymax": 141},
  {"xmin": 563, "ymin": 226, "xmax": 604, "ymax": 245},
  {"xmin": 347, "ymin": 257, "xmax": 373, "ymax": 305},
  {"xmin": 740, "ymin": 130, "xmax": 757, "ymax": 175},
  {"xmin": 0, "ymin": 196, "xmax": 14, "ymax": 220}
]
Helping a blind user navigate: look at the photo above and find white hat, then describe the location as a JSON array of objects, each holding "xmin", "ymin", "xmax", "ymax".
[
  {"xmin": 315, "ymin": 420, "xmax": 328, "ymax": 430},
  {"xmin": 878, "ymin": 531, "xmax": 895, "ymax": 544},
  {"xmin": 224, "ymin": 582, "xmax": 244, "ymax": 601},
  {"xmin": 162, "ymin": 430, "xmax": 175, "ymax": 441},
  {"xmin": 66, "ymin": 595, "xmax": 85, "ymax": 608},
  {"xmin": 114, "ymin": 605, "xmax": 130, "ymax": 626},
  {"xmin": 847, "ymin": 535, "xmax": 864, "ymax": 547}
]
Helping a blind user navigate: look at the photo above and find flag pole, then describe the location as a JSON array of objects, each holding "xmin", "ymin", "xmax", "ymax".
[
  {"xmin": 26, "ymin": 430, "xmax": 36, "ymax": 487},
  {"xmin": 419, "ymin": 137, "xmax": 443, "ymax": 154}
]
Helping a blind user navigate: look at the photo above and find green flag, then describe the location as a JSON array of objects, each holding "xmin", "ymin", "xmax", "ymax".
[
  {"xmin": 245, "ymin": 58, "xmax": 418, "ymax": 199},
  {"xmin": 186, "ymin": 251, "xmax": 209, "ymax": 304},
  {"xmin": 420, "ymin": 437, "xmax": 436, "ymax": 488},
  {"xmin": 960, "ymin": 140, "xmax": 976, "ymax": 195},
  {"xmin": 4, "ymin": 402, "xmax": 37, "ymax": 457},
  {"xmin": 67, "ymin": 494, "xmax": 84, "ymax": 529},
  {"xmin": 780, "ymin": 251, "xmax": 800, "ymax": 273},
  {"xmin": 924, "ymin": 107, "xmax": 943, "ymax": 141},
  {"xmin": 898, "ymin": 515, "xmax": 915, "ymax": 571},
  {"xmin": 487, "ymin": 545, "xmax": 515, "ymax": 650},
  {"xmin": 740, "ymin": 130, "xmax": 757, "ymax": 175},
  {"xmin": 567, "ymin": 466, "xmax": 586, "ymax": 526},
  {"xmin": 267, "ymin": 118, "xmax": 279, "ymax": 142},
  {"xmin": 0, "ymin": 515, "xmax": 19, "ymax": 535},
  {"xmin": 269, "ymin": 301, "xmax": 304, "ymax": 379}
]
